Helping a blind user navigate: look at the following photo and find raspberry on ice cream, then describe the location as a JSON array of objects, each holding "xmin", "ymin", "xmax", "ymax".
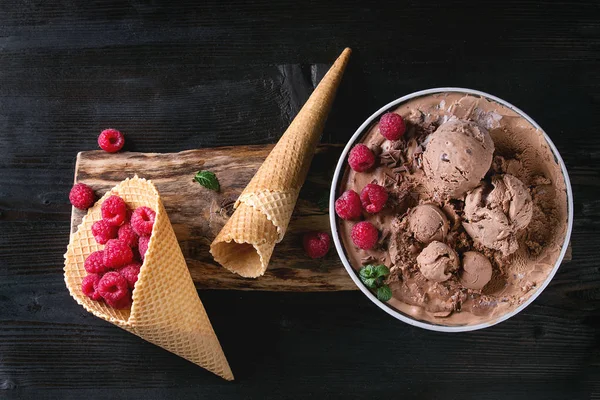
[
  {"xmin": 91, "ymin": 219, "xmax": 118, "ymax": 244},
  {"xmin": 138, "ymin": 235, "xmax": 150, "ymax": 261},
  {"xmin": 131, "ymin": 206, "xmax": 156, "ymax": 236},
  {"xmin": 69, "ymin": 183, "xmax": 95, "ymax": 210},
  {"xmin": 118, "ymin": 224, "xmax": 139, "ymax": 248},
  {"xmin": 335, "ymin": 190, "xmax": 362, "ymax": 220},
  {"xmin": 98, "ymin": 129, "xmax": 125, "ymax": 153},
  {"xmin": 351, "ymin": 221, "xmax": 379, "ymax": 250},
  {"xmin": 97, "ymin": 271, "xmax": 131, "ymax": 309},
  {"xmin": 119, "ymin": 262, "xmax": 141, "ymax": 289},
  {"xmin": 379, "ymin": 112, "xmax": 406, "ymax": 141},
  {"xmin": 303, "ymin": 232, "xmax": 331, "ymax": 259},
  {"xmin": 360, "ymin": 183, "xmax": 388, "ymax": 213},
  {"xmin": 101, "ymin": 195, "xmax": 128, "ymax": 226},
  {"xmin": 103, "ymin": 239, "xmax": 134, "ymax": 268},
  {"xmin": 84, "ymin": 250, "xmax": 108, "ymax": 274},
  {"xmin": 348, "ymin": 144, "xmax": 375, "ymax": 172},
  {"xmin": 81, "ymin": 273, "xmax": 102, "ymax": 301}
]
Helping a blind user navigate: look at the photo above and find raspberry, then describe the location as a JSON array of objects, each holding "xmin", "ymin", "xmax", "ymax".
[
  {"xmin": 138, "ymin": 235, "xmax": 150, "ymax": 261},
  {"xmin": 81, "ymin": 273, "xmax": 102, "ymax": 301},
  {"xmin": 348, "ymin": 144, "xmax": 375, "ymax": 172},
  {"xmin": 91, "ymin": 219, "xmax": 118, "ymax": 244},
  {"xmin": 101, "ymin": 195, "xmax": 128, "ymax": 226},
  {"xmin": 131, "ymin": 206, "xmax": 156, "ymax": 236},
  {"xmin": 379, "ymin": 112, "xmax": 406, "ymax": 140},
  {"xmin": 84, "ymin": 250, "xmax": 109, "ymax": 274},
  {"xmin": 119, "ymin": 263, "xmax": 141, "ymax": 289},
  {"xmin": 360, "ymin": 183, "xmax": 388, "ymax": 213},
  {"xmin": 98, "ymin": 129, "xmax": 125, "ymax": 153},
  {"xmin": 351, "ymin": 221, "xmax": 379, "ymax": 250},
  {"xmin": 335, "ymin": 190, "xmax": 363, "ymax": 220},
  {"xmin": 69, "ymin": 183, "xmax": 95, "ymax": 210},
  {"xmin": 118, "ymin": 224, "xmax": 139, "ymax": 248},
  {"xmin": 97, "ymin": 271, "xmax": 131, "ymax": 309},
  {"xmin": 103, "ymin": 239, "xmax": 133, "ymax": 268},
  {"xmin": 303, "ymin": 232, "xmax": 331, "ymax": 259}
]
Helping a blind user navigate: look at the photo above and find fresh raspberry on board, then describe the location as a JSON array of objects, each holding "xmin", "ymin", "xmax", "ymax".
[
  {"xmin": 91, "ymin": 219, "xmax": 118, "ymax": 244},
  {"xmin": 117, "ymin": 224, "xmax": 139, "ymax": 248},
  {"xmin": 119, "ymin": 263, "xmax": 141, "ymax": 289},
  {"xmin": 335, "ymin": 190, "xmax": 363, "ymax": 220},
  {"xmin": 131, "ymin": 206, "xmax": 156, "ymax": 236},
  {"xmin": 84, "ymin": 250, "xmax": 108, "ymax": 274},
  {"xmin": 98, "ymin": 129, "xmax": 125, "ymax": 153},
  {"xmin": 101, "ymin": 195, "xmax": 128, "ymax": 226},
  {"xmin": 351, "ymin": 221, "xmax": 379, "ymax": 250},
  {"xmin": 360, "ymin": 183, "xmax": 388, "ymax": 213},
  {"xmin": 303, "ymin": 232, "xmax": 331, "ymax": 259},
  {"xmin": 69, "ymin": 183, "xmax": 95, "ymax": 210},
  {"xmin": 348, "ymin": 144, "xmax": 375, "ymax": 172},
  {"xmin": 97, "ymin": 271, "xmax": 131, "ymax": 309},
  {"xmin": 81, "ymin": 273, "xmax": 103, "ymax": 301},
  {"xmin": 103, "ymin": 239, "xmax": 133, "ymax": 268},
  {"xmin": 379, "ymin": 112, "xmax": 406, "ymax": 141},
  {"xmin": 138, "ymin": 235, "xmax": 150, "ymax": 261}
]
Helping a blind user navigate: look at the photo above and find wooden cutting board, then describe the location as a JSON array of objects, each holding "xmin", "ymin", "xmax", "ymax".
[{"xmin": 72, "ymin": 144, "xmax": 572, "ymax": 292}]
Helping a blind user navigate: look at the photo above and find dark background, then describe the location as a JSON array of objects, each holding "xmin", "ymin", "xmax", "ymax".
[{"xmin": 1, "ymin": 1, "xmax": 599, "ymax": 399}]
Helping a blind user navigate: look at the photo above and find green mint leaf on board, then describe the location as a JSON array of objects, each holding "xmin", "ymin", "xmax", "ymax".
[
  {"xmin": 362, "ymin": 277, "xmax": 378, "ymax": 289},
  {"xmin": 377, "ymin": 285, "xmax": 392, "ymax": 302},
  {"xmin": 373, "ymin": 264, "xmax": 390, "ymax": 279},
  {"xmin": 194, "ymin": 170, "xmax": 220, "ymax": 191},
  {"xmin": 359, "ymin": 265, "xmax": 376, "ymax": 280},
  {"xmin": 317, "ymin": 192, "xmax": 329, "ymax": 212}
]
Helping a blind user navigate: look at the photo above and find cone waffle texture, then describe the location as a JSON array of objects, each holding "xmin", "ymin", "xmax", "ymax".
[
  {"xmin": 64, "ymin": 176, "xmax": 234, "ymax": 381},
  {"xmin": 211, "ymin": 48, "xmax": 351, "ymax": 278}
]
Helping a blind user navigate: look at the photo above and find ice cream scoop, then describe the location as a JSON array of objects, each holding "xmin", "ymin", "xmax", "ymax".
[
  {"xmin": 422, "ymin": 119, "xmax": 494, "ymax": 199},
  {"xmin": 459, "ymin": 251, "xmax": 493, "ymax": 290},
  {"xmin": 416, "ymin": 241, "xmax": 459, "ymax": 283},
  {"xmin": 407, "ymin": 204, "xmax": 449, "ymax": 244},
  {"xmin": 463, "ymin": 174, "xmax": 533, "ymax": 256}
]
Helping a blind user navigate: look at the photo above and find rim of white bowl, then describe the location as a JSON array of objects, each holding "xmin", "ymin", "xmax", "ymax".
[{"xmin": 329, "ymin": 87, "xmax": 574, "ymax": 333}]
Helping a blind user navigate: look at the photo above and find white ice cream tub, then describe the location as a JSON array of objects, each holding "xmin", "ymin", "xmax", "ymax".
[{"xmin": 329, "ymin": 87, "xmax": 574, "ymax": 332}]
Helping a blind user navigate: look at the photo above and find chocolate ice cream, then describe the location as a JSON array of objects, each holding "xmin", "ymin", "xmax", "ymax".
[{"xmin": 337, "ymin": 92, "xmax": 569, "ymax": 326}]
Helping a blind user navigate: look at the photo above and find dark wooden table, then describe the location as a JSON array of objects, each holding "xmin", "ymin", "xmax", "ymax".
[{"xmin": 1, "ymin": 1, "xmax": 599, "ymax": 399}]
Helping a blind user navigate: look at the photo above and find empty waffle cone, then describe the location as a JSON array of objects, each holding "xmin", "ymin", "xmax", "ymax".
[
  {"xmin": 211, "ymin": 48, "xmax": 351, "ymax": 278},
  {"xmin": 64, "ymin": 176, "xmax": 234, "ymax": 381}
]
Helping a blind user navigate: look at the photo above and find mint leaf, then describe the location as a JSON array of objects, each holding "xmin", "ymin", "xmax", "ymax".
[
  {"xmin": 373, "ymin": 265, "xmax": 390, "ymax": 279},
  {"xmin": 377, "ymin": 285, "xmax": 392, "ymax": 302},
  {"xmin": 359, "ymin": 265, "xmax": 376, "ymax": 280},
  {"xmin": 317, "ymin": 192, "xmax": 329, "ymax": 212},
  {"xmin": 194, "ymin": 170, "xmax": 220, "ymax": 191},
  {"xmin": 362, "ymin": 277, "xmax": 378, "ymax": 289}
]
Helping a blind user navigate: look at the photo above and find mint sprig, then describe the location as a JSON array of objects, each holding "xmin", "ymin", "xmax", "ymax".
[
  {"xmin": 194, "ymin": 170, "xmax": 220, "ymax": 191},
  {"xmin": 359, "ymin": 264, "xmax": 392, "ymax": 302},
  {"xmin": 317, "ymin": 191, "xmax": 329, "ymax": 212}
]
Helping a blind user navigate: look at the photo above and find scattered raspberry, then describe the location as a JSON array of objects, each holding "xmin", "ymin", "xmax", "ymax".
[
  {"xmin": 81, "ymin": 273, "xmax": 103, "ymax": 301},
  {"xmin": 348, "ymin": 144, "xmax": 375, "ymax": 172},
  {"xmin": 91, "ymin": 219, "xmax": 118, "ymax": 244},
  {"xmin": 303, "ymin": 232, "xmax": 331, "ymax": 259},
  {"xmin": 84, "ymin": 250, "xmax": 108, "ymax": 274},
  {"xmin": 97, "ymin": 271, "xmax": 131, "ymax": 309},
  {"xmin": 103, "ymin": 239, "xmax": 133, "ymax": 268},
  {"xmin": 98, "ymin": 129, "xmax": 125, "ymax": 153},
  {"xmin": 131, "ymin": 206, "xmax": 156, "ymax": 236},
  {"xmin": 138, "ymin": 235, "xmax": 150, "ymax": 261},
  {"xmin": 117, "ymin": 224, "xmax": 139, "ymax": 248},
  {"xmin": 360, "ymin": 183, "xmax": 388, "ymax": 213},
  {"xmin": 379, "ymin": 112, "xmax": 406, "ymax": 141},
  {"xmin": 69, "ymin": 183, "xmax": 95, "ymax": 210},
  {"xmin": 101, "ymin": 195, "xmax": 128, "ymax": 226},
  {"xmin": 119, "ymin": 263, "xmax": 141, "ymax": 289},
  {"xmin": 335, "ymin": 190, "xmax": 363, "ymax": 220},
  {"xmin": 351, "ymin": 221, "xmax": 379, "ymax": 250}
]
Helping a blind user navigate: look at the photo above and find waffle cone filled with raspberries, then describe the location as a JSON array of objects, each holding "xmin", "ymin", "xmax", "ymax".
[{"xmin": 64, "ymin": 176, "xmax": 233, "ymax": 381}]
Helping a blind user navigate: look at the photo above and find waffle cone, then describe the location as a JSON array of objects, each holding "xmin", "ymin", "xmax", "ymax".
[
  {"xmin": 211, "ymin": 48, "xmax": 351, "ymax": 278},
  {"xmin": 64, "ymin": 176, "xmax": 234, "ymax": 381}
]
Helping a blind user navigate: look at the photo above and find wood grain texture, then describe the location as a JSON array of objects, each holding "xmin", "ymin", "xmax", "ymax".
[{"xmin": 0, "ymin": 0, "xmax": 599, "ymax": 399}]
